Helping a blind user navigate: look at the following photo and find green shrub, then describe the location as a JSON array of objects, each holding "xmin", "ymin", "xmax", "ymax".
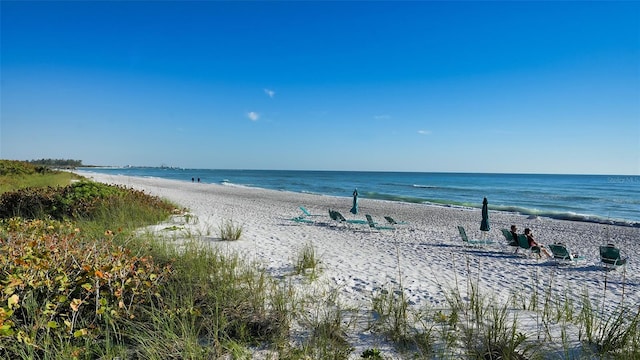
[
  {"xmin": 0, "ymin": 186, "xmax": 60, "ymax": 219},
  {"xmin": 361, "ymin": 348, "xmax": 383, "ymax": 359},
  {"xmin": 0, "ymin": 160, "xmax": 36, "ymax": 176},
  {"xmin": 0, "ymin": 181, "xmax": 174, "ymax": 223},
  {"xmin": 0, "ymin": 217, "xmax": 173, "ymax": 357}
]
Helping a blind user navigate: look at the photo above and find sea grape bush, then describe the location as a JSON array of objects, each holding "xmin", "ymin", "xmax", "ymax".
[
  {"xmin": 0, "ymin": 159, "xmax": 73, "ymax": 176},
  {"xmin": 0, "ymin": 217, "xmax": 173, "ymax": 353},
  {"xmin": 0, "ymin": 186, "xmax": 60, "ymax": 219},
  {"xmin": 0, "ymin": 160, "xmax": 37, "ymax": 176},
  {"xmin": 0, "ymin": 181, "xmax": 174, "ymax": 220}
]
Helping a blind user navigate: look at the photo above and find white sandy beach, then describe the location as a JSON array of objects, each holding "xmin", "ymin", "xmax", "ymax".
[{"xmin": 76, "ymin": 171, "xmax": 639, "ymax": 358}]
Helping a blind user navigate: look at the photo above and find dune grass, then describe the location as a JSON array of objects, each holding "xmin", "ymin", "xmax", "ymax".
[
  {"xmin": 218, "ymin": 219, "xmax": 243, "ymax": 241},
  {"xmin": 294, "ymin": 242, "xmax": 321, "ymax": 278}
]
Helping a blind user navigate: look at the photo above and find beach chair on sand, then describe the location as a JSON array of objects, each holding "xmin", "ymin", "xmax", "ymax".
[
  {"xmin": 331, "ymin": 210, "xmax": 368, "ymax": 225},
  {"xmin": 300, "ymin": 206, "xmax": 323, "ymax": 217},
  {"xmin": 501, "ymin": 229, "xmax": 518, "ymax": 246},
  {"xmin": 289, "ymin": 216, "xmax": 314, "ymax": 224},
  {"xmin": 384, "ymin": 216, "xmax": 407, "ymax": 225},
  {"xmin": 600, "ymin": 244, "xmax": 627, "ymax": 270},
  {"xmin": 328, "ymin": 210, "xmax": 343, "ymax": 225},
  {"xmin": 366, "ymin": 215, "xmax": 395, "ymax": 231},
  {"xmin": 516, "ymin": 234, "xmax": 542, "ymax": 257},
  {"xmin": 548, "ymin": 243, "xmax": 585, "ymax": 264},
  {"xmin": 457, "ymin": 226, "xmax": 493, "ymax": 246},
  {"xmin": 501, "ymin": 229, "xmax": 520, "ymax": 252}
]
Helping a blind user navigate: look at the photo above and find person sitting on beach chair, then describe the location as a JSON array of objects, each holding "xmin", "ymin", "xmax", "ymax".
[
  {"xmin": 524, "ymin": 228, "xmax": 552, "ymax": 258},
  {"xmin": 509, "ymin": 225, "xmax": 519, "ymax": 246}
]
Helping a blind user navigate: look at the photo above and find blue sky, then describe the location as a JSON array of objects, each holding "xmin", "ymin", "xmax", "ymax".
[{"xmin": 1, "ymin": 1, "xmax": 638, "ymax": 175}]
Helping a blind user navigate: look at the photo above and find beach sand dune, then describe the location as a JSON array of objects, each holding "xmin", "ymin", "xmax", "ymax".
[{"xmin": 77, "ymin": 171, "xmax": 639, "ymax": 356}]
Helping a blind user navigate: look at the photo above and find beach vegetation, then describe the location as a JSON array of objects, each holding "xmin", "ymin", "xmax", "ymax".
[
  {"xmin": 294, "ymin": 288, "xmax": 355, "ymax": 359},
  {"xmin": 26, "ymin": 158, "xmax": 83, "ymax": 168},
  {"xmin": 218, "ymin": 219, "xmax": 243, "ymax": 240},
  {"xmin": 294, "ymin": 241, "xmax": 320, "ymax": 278},
  {"xmin": 577, "ymin": 291, "xmax": 640, "ymax": 357},
  {"xmin": 162, "ymin": 225, "xmax": 184, "ymax": 231},
  {"xmin": 307, "ymin": 312, "xmax": 354, "ymax": 359},
  {"xmin": 0, "ymin": 159, "xmax": 49, "ymax": 177},
  {"xmin": 361, "ymin": 348, "xmax": 383, "ymax": 359},
  {"xmin": 0, "ymin": 164, "xmax": 288, "ymax": 358},
  {"xmin": 183, "ymin": 212, "xmax": 197, "ymax": 224},
  {"xmin": 0, "ymin": 214, "xmax": 174, "ymax": 358},
  {"xmin": 441, "ymin": 284, "xmax": 535, "ymax": 360},
  {"xmin": 0, "ymin": 160, "xmax": 80, "ymax": 194},
  {"xmin": 370, "ymin": 286, "xmax": 412, "ymax": 347}
]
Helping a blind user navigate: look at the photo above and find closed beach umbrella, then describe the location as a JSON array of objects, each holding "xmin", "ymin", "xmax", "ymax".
[
  {"xmin": 480, "ymin": 197, "xmax": 490, "ymax": 232},
  {"xmin": 350, "ymin": 188, "xmax": 359, "ymax": 214}
]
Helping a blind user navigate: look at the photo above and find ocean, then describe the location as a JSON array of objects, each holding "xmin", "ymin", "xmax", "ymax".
[{"xmin": 80, "ymin": 167, "xmax": 640, "ymax": 227}]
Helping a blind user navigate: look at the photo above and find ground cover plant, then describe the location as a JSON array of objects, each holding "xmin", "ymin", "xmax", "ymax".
[{"xmin": 0, "ymin": 217, "xmax": 173, "ymax": 358}]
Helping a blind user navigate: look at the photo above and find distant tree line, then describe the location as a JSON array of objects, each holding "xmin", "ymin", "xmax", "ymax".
[{"xmin": 27, "ymin": 159, "xmax": 83, "ymax": 168}]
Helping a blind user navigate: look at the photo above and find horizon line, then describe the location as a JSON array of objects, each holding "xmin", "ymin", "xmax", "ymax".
[{"xmin": 79, "ymin": 165, "xmax": 640, "ymax": 177}]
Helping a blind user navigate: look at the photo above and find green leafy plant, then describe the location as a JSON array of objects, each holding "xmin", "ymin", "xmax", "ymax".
[
  {"xmin": 0, "ymin": 160, "xmax": 38, "ymax": 176},
  {"xmin": 361, "ymin": 348, "xmax": 383, "ymax": 359},
  {"xmin": 0, "ymin": 180, "xmax": 174, "ymax": 222},
  {"xmin": 0, "ymin": 217, "xmax": 173, "ymax": 357}
]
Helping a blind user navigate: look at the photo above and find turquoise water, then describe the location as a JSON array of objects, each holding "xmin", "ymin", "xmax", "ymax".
[{"xmin": 81, "ymin": 168, "xmax": 640, "ymax": 227}]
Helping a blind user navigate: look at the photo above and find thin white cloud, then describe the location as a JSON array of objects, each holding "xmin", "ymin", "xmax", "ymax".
[
  {"xmin": 247, "ymin": 112, "xmax": 259, "ymax": 121},
  {"xmin": 264, "ymin": 89, "xmax": 275, "ymax": 98},
  {"xmin": 418, "ymin": 130, "xmax": 431, "ymax": 135},
  {"xmin": 374, "ymin": 114, "xmax": 391, "ymax": 120}
]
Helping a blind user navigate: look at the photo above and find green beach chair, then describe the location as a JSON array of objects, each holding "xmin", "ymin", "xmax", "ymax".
[
  {"xmin": 516, "ymin": 234, "xmax": 541, "ymax": 257},
  {"xmin": 548, "ymin": 243, "xmax": 585, "ymax": 264},
  {"xmin": 600, "ymin": 244, "xmax": 627, "ymax": 270},
  {"xmin": 300, "ymin": 206, "xmax": 323, "ymax": 217},
  {"xmin": 501, "ymin": 229, "xmax": 520, "ymax": 251},
  {"xmin": 384, "ymin": 216, "xmax": 407, "ymax": 225},
  {"xmin": 457, "ymin": 226, "xmax": 493, "ymax": 246},
  {"xmin": 332, "ymin": 210, "xmax": 368, "ymax": 225},
  {"xmin": 328, "ymin": 209, "xmax": 344, "ymax": 226},
  {"xmin": 501, "ymin": 229, "xmax": 516, "ymax": 245},
  {"xmin": 289, "ymin": 216, "xmax": 314, "ymax": 224},
  {"xmin": 366, "ymin": 215, "xmax": 395, "ymax": 231}
]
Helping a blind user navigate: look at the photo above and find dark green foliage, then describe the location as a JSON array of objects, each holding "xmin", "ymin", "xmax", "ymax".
[
  {"xmin": 0, "ymin": 181, "xmax": 174, "ymax": 221},
  {"xmin": 0, "ymin": 186, "xmax": 60, "ymax": 219},
  {"xmin": 58, "ymin": 181, "xmax": 123, "ymax": 218},
  {"xmin": 361, "ymin": 348, "xmax": 383, "ymax": 359},
  {"xmin": 27, "ymin": 158, "xmax": 83, "ymax": 168},
  {"xmin": 0, "ymin": 160, "xmax": 37, "ymax": 176},
  {"xmin": 0, "ymin": 218, "xmax": 173, "ymax": 359}
]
